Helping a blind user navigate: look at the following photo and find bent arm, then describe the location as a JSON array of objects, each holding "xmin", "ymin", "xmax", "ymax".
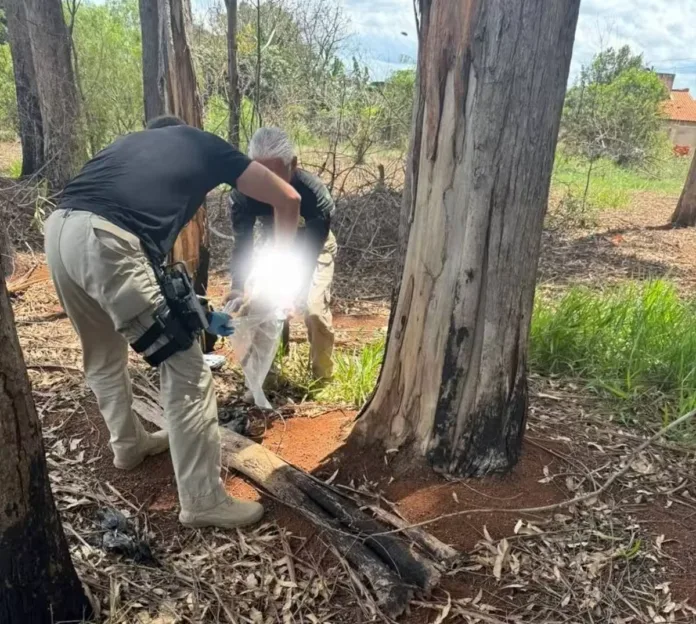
[{"xmin": 236, "ymin": 161, "xmax": 300, "ymax": 243}]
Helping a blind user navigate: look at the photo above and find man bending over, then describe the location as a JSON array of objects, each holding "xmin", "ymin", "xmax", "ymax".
[{"xmin": 45, "ymin": 116, "xmax": 300, "ymax": 529}]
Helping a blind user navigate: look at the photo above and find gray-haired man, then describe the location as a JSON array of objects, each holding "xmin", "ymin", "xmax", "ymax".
[{"xmin": 229, "ymin": 128, "xmax": 336, "ymax": 380}]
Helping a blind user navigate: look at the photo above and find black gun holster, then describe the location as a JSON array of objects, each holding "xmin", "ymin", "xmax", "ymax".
[{"xmin": 130, "ymin": 262, "xmax": 210, "ymax": 367}]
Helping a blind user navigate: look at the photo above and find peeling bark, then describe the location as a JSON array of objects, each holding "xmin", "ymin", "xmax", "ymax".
[
  {"xmin": 355, "ymin": 0, "xmax": 580, "ymax": 477},
  {"xmin": 139, "ymin": 0, "xmax": 167, "ymax": 121},
  {"xmin": 140, "ymin": 0, "xmax": 208, "ymax": 291}
]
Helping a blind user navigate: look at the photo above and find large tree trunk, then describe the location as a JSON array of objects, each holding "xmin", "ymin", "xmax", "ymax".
[
  {"xmin": 225, "ymin": 0, "xmax": 241, "ymax": 147},
  {"xmin": 354, "ymin": 0, "xmax": 580, "ymax": 477},
  {"xmin": 139, "ymin": 0, "xmax": 167, "ymax": 121},
  {"xmin": 671, "ymin": 154, "xmax": 696, "ymax": 227},
  {"xmin": 0, "ymin": 245, "xmax": 92, "ymax": 621},
  {"xmin": 4, "ymin": 0, "xmax": 44, "ymax": 177},
  {"xmin": 24, "ymin": 0, "xmax": 85, "ymax": 190}
]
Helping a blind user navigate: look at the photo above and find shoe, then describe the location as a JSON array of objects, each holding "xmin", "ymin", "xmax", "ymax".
[
  {"xmin": 179, "ymin": 496, "xmax": 265, "ymax": 529},
  {"xmin": 113, "ymin": 430, "xmax": 170, "ymax": 470}
]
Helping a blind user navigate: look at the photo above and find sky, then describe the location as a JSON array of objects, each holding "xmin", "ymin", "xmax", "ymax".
[
  {"xmin": 343, "ymin": 0, "xmax": 696, "ymax": 91},
  {"xmin": 91, "ymin": 0, "xmax": 696, "ymax": 92}
]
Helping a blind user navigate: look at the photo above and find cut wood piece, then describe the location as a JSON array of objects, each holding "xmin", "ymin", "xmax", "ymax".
[
  {"xmin": 287, "ymin": 469, "xmax": 441, "ymax": 591},
  {"xmin": 132, "ymin": 396, "xmax": 452, "ymax": 616},
  {"xmin": 368, "ymin": 505, "xmax": 460, "ymax": 564}
]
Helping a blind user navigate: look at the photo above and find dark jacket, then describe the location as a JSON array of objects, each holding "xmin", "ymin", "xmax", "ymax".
[{"xmin": 228, "ymin": 168, "xmax": 334, "ymax": 289}]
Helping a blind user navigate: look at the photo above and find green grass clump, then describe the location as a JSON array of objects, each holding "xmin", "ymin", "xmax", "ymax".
[
  {"xmin": 275, "ymin": 334, "xmax": 385, "ymax": 408},
  {"xmin": 316, "ymin": 337, "xmax": 385, "ymax": 407},
  {"xmin": 531, "ymin": 281, "xmax": 696, "ymax": 424}
]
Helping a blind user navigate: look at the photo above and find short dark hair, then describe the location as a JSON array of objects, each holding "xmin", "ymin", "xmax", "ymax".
[{"xmin": 146, "ymin": 115, "xmax": 186, "ymax": 130}]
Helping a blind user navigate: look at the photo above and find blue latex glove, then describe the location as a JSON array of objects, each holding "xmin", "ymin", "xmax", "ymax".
[{"xmin": 207, "ymin": 311, "xmax": 234, "ymax": 337}]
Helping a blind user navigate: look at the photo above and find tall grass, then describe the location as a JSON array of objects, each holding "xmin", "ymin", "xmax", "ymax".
[
  {"xmin": 551, "ymin": 151, "xmax": 691, "ymax": 212},
  {"xmin": 316, "ymin": 338, "xmax": 385, "ymax": 407},
  {"xmin": 531, "ymin": 281, "xmax": 696, "ymax": 423},
  {"xmin": 274, "ymin": 334, "xmax": 385, "ymax": 408}
]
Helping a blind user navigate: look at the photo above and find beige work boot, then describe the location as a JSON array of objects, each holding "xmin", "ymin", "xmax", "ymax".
[
  {"xmin": 179, "ymin": 496, "xmax": 265, "ymax": 529},
  {"xmin": 113, "ymin": 430, "xmax": 170, "ymax": 470}
]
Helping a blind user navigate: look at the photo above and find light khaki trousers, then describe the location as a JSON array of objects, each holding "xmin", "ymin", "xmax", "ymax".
[
  {"xmin": 44, "ymin": 209, "xmax": 227, "ymax": 512},
  {"xmin": 304, "ymin": 231, "xmax": 336, "ymax": 379}
]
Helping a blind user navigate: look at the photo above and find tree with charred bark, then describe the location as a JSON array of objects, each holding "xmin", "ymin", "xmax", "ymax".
[
  {"xmin": 24, "ymin": 0, "xmax": 85, "ymax": 189},
  {"xmin": 225, "ymin": 0, "xmax": 241, "ymax": 147},
  {"xmin": 138, "ymin": 0, "xmax": 209, "ymax": 292},
  {"xmin": 0, "ymin": 244, "xmax": 91, "ymax": 622},
  {"xmin": 671, "ymin": 155, "xmax": 696, "ymax": 227},
  {"xmin": 4, "ymin": 0, "xmax": 43, "ymax": 177},
  {"xmin": 354, "ymin": 0, "xmax": 581, "ymax": 477}
]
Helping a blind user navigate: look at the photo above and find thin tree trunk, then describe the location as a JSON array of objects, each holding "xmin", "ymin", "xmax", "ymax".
[
  {"xmin": 254, "ymin": 0, "xmax": 262, "ymax": 129},
  {"xmin": 671, "ymin": 154, "xmax": 696, "ymax": 227},
  {"xmin": 24, "ymin": 0, "xmax": 85, "ymax": 190},
  {"xmin": 139, "ymin": 0, "xmax": 167, "ymax": 121},
  {"xmin": 354, "ymin": 0, "xmax": 580, "ymax": 477},
  {"xmin": 167, "ymin": 0, "xmax": 208, "ymax": 295},
  {"xmin": 4, "ymin": 0, "xmax": 44, "ymax": 177},
  {"xmin": 0, "ymin": 244, "xmax": 92, "ymax": 622},
  {"xmin": 225, "ymin": 0, "xmax": 241, "ymax": 146}
]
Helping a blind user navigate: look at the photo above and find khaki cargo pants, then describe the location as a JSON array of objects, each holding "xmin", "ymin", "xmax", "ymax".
[
  {"xmin": 44, "ymin": 209, "xmax": 227, "ymax": 513},
  {"xmin": 304, "ymin": 231, "xmax": 337, "ymax": 379}
]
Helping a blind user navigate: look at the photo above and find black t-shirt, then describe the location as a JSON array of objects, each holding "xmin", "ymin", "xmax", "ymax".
[
  {"xmin": 228, "ymin": 168, "xmax": 334, "ymax": 288},
  {"xmin": 60, "ymin": 126, "xmax": 251, "ymax": 263}
]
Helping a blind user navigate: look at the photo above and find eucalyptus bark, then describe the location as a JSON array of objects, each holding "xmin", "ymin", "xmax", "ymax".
[
  {"xmin": 24, "ymin": 0, "xmax": 85, "ymax": 189},
  {"xmin": 167, "ymin": 0, "xmax": 209, "ymax": 294},
  {"xmin": 355, "ymin": 0, "xmax": 580, "ymax": 477},
  {"xmin": 139, "ymin": 0, "xmax": 167, "ymax": 121},
  {"xmin": 0, "ymin": 245, "xmax": 91, "ymax": 622},
  {"xmin": 671, "ymin": 154, "xmax": 696, "ymax": 227},
  {"xmin": 4, "ymin": 0, "xmax": 44, "ymax": 177}
]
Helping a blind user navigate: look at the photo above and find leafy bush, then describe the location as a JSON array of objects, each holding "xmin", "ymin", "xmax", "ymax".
[
  {"xmin": 70, "ymin": 0, "xmax": 143, "ymax": 154},
  {"xmin": 562, "ymin": 46, "xmax": 668, "ymax": 167}
]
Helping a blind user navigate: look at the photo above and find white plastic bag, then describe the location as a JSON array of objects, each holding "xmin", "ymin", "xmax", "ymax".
[
  {"xmin": 225, "ymin": 304, "xmax": 285, "ymax": 410},
  {"xmin": 225, "ymin": 243, "xmax": 307, "ymax": 409}
]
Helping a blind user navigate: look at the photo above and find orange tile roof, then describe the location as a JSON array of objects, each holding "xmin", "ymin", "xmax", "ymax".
[{"xmin": 663, "ymin": 89, "xmax": 696, "ymax": 123}]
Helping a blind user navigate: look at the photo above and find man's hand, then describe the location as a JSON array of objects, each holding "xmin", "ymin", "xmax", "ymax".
[{"xmin": 236, "ymin": 162, "xmax": 300, "ymax": 243}]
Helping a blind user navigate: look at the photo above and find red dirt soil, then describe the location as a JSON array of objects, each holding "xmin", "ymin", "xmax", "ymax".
[{"xmin": 48, "ymin": 394, "xmax": 696, "ymax": 610}]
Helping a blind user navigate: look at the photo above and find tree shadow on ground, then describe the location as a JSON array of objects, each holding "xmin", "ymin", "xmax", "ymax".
[{"xmin": 538, "ymin": 227, "xmax": 680, "ymax": 288}]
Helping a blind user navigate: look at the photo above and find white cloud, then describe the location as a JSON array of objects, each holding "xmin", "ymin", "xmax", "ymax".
[{"xmin": 344, "ymin": 0, "xmax": 696, "ymax": 91}]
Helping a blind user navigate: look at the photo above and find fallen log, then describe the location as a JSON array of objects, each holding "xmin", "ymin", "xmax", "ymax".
[{"xmin": 133, "ymin": 394, "xmax": 455, "ymax": 617}]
